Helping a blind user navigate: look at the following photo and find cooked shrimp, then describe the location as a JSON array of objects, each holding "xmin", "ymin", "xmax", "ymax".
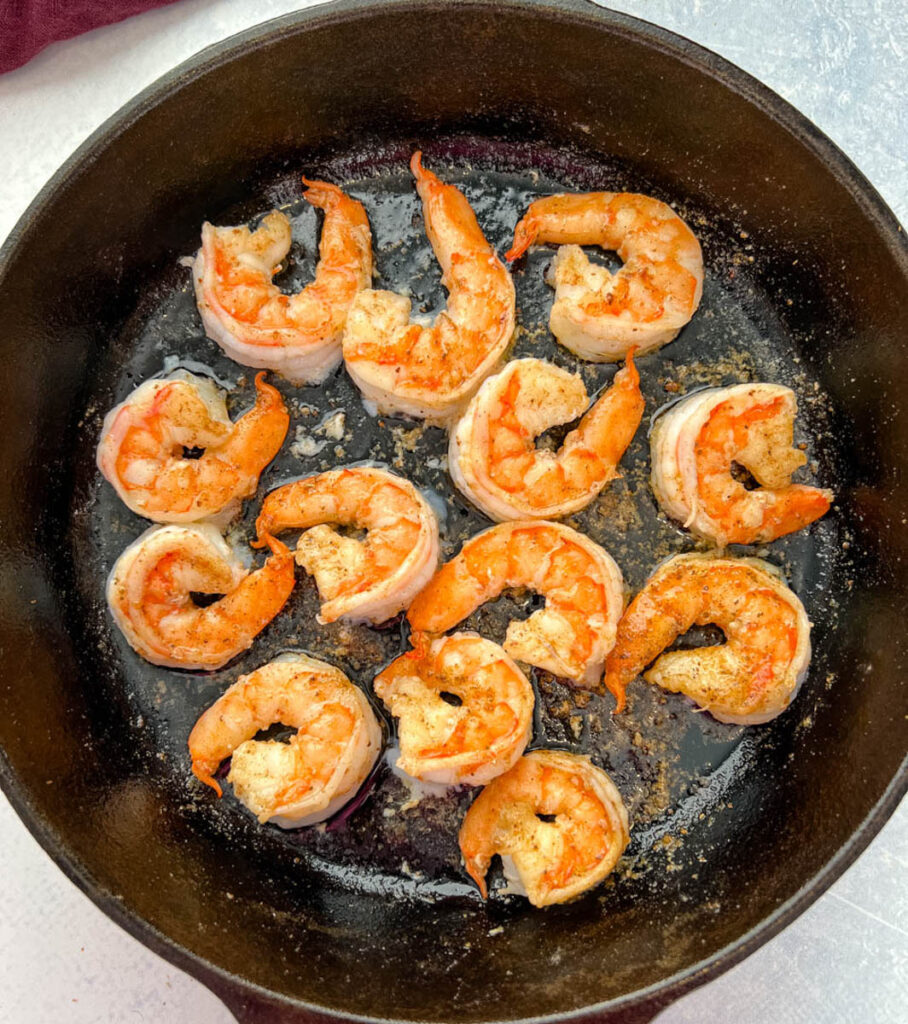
[
  {"xmin": 193, "ymin": 180, "xmax": 373, "ymax": 384},
  {"xmin": 506, "ymin": 192, "xmax": 703, "ymax": 361},
  {"xmin": 650, "ymin": 383, "xmax": 833, "ymax": 546},
  {"xmin": 374, "ymin": 632, "xmax": 534, "ymax": 786},
  {"xmin": 602, "ymin": 553, "xmax": 811, "ymax": 724},
  {"xmin": 255, "ymin": 466, "xmax": 439, "ymax": 624},
  {"xmin": 107, "ymin": 523, "xmax": 294, "ymax": 670},
  {"xmin": 189, "ymin": 653, "xmax": 381, "ymax": 827},
  {"xmin": 459, "ymin": 750, "xmax": 629, "ymax": 907},
  {"xmin": 342, "ymin": 152, "xmax": 515, "ymax": 421},
  {"xmin": 408, "ymin": 521, "xmax": 624, "ymax": 687},
  {"xmin": 449, "ymin": 351, "xmax": 643, "ymax": 521},
  {"xmin": 97, "ymin": 370, "xmax": 288, "ymax": 523}
]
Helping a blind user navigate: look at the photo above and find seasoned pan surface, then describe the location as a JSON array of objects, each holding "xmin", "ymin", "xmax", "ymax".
[
  {"xmin": 75, "ymin": 139, "xmax": 844, "ymax": 900},
  {"xmin": 1, "ymin": 2, "xmax": 906, "ymax": 1022}
]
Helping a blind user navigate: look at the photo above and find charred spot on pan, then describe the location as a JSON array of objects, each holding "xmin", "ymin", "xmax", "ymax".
[{"xmin": 190, "ymin": 591, "xmax": 224, "ymax": 608}]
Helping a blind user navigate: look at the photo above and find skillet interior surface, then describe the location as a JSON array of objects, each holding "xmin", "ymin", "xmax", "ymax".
[{"xmin": 0, "ymin": 2, "xmax": 906, "ymax": 1021}]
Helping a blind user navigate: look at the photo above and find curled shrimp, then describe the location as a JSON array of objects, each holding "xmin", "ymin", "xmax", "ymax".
[
  {"xmin": 342, "ymin": 152, "xmax": 515, "ymax": 421},
  {"xmin": 255, "ymin": 466, "xmax": 439, "ymax": 624},
  {"xmin": 96, "ymin": 370, "xmax": 288, "ymax": 524},
  {"xmin": 374, "ymin": 632, "xmax": 534, "ymax": 786},
  {"xmin": 189, "ymin": 653, "xmax": 382, "ymax": 827},
  {"xmin": 459, "ymin": 750, "xmax": 629, "ymax": 907},
  {"xmin": 449, "ymin": 350, "xmax": 643, "ymax": 521},
  {"xmin": 506, "ymin": 191, "xmax": 703, "ymax": 361},
  {"xmin": 107, "ymin": 523, "xmax": 294, "ymax": 670},
  {"xmin": 407, "ymin": 521, "xmax": 624, "ymax": 687},
  {"xmin": 650, "ymin": 382, "xmax": 833, "ymax": 546},
  {"xmin": 602, "ymin": 553, "xmax": 811, "ymax": 724},
  {"xmin": 193, "ymin": 180, "xmax": 373, "ymax": 384}
]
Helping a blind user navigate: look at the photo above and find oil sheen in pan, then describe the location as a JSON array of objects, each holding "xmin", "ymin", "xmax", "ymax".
[{"xmin": 68, "ymin": 137, "xmax": 845, "ymax": 904}]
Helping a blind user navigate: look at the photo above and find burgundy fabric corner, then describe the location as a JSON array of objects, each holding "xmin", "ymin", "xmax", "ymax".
[{"xmin": 0, "ymin": 0, "xmax": 184, "ymax": 73}]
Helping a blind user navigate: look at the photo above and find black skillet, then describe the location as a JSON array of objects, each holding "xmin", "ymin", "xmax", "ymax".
[{"xmin": 1, "ymin": 1, "xmax": 906, "ymax": 1022}]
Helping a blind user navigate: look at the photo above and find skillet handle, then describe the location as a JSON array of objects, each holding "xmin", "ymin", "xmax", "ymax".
[
  {"xmin": 610, "ymin": 999, "xmax": 673, "ymax": 1023},
  {"xmin": 207, "ymin": 980, "xmax": 332, "ymax": 1024},
  {"xmin": 209, "ymin": 978, "xmax": 673, "ymax": 1024}
]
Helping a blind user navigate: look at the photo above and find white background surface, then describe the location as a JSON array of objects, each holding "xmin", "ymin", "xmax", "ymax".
[{"xmin": 0, "ymin": 1, "xmax": 905, "ymax": 1021}]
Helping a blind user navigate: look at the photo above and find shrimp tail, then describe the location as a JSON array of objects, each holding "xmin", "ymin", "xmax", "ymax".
[
  {"xmin": 251, "ymin": 506, "xmax": 285, "ymax": 549},
  {"xmin": 409, "ymin": 149, "xmax": 426, "ymax": 180},
  {"xmin": 606, "ymin": 345, "xmax": 642, "ymax": 410},
  {"xmin": 301, "ymin": 178, "xmax": 343, "ymax": 210},
  {"xmin": 505, "ymin": 214, "xmax": 540, "ymax": 262},
  {"xmin": 261, "ymin": 532, "xmax": 291, "ymax": 559},
  {"xmin": 622, "ymin": 345, "xmax": 640, "ymax": 382},
  {"xmin": 405, "ymin": 629, "xmax": 433, "ymax": 660},
  {"xmin": 603, "ymin": 672, "xmax": 628, "ymax": 714},
  {"xmin": 192, "ymin": 761, "xmax": 223, "ymax": 798},
  {"xmin": 253, "ymin": 370, "xmax": 282, "ymax": 405},
  {"xmin": 463, "ymin": 856, "xmax": 490, "ymax": 899},
  {"xmin": 409, "ymin": 150, "xmax": 447, "ymax": 199}
]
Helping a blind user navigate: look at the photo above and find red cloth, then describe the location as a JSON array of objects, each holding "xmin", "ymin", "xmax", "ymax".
[{"xmin": 0, "ymin": 0, "xmax": 183, "ymax": 73}]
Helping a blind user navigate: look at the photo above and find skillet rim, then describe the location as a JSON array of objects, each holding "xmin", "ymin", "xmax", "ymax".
[{"xmin": 1, "ymin": 0, "xmax": 906, "ymax": 1020}]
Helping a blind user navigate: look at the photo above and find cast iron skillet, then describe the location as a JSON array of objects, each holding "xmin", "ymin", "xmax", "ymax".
[{"xmin": 0, "ymin": 1, "xmax": 906, "ymax": 1021}]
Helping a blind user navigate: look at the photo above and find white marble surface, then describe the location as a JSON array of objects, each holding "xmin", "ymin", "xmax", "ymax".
[{"xmin": 0, "ymin": 1, "xmax": 905, "ymax": 1021}]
